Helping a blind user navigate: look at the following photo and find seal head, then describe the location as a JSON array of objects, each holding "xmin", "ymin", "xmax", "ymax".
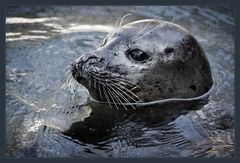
[{"xmin": 71, "ymin": 19, "xmax": 213, "ymax": 108}]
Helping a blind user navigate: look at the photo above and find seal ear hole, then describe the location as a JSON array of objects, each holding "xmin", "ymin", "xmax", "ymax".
[
  {"xmin": 164, "ymin": 47, "xmax": 174, "ymax": 54},
  {"xmin": 189, "ymin": 85, "xmax": 197, "ymax": 91}
]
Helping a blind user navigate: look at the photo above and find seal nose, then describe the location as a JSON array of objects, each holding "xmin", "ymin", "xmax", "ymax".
[
  {"xmin": 78, "ymin": 54, "xmax": 104, "ymax": 67},
  {"xmin": 82, "ymin": 54, "xmax": 96, "ymax": 63},
  {"xmin": 71, "ymin": 54, "xmax": 104, "ymax": 73},
  {"xmin": 83, "ymin": 54, "xmax": 104, "ymax": 65}
]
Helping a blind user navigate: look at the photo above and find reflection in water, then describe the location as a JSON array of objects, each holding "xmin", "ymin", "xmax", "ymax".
[{"xmin": 5, "ymin": 6, "xmax": 234, "ymax": 157}]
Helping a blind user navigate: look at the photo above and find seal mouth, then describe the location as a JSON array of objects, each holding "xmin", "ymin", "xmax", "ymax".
[{"xmin": 71, "ymin": 61, "xmax": 83, "ymax": 79}]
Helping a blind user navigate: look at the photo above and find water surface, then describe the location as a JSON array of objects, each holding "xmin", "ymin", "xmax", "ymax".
[{"xmin": 5, "ymin": 6, "xmax": 234, "ymax": 157}]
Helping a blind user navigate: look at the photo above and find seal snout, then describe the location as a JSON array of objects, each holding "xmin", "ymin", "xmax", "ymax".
[{"xmin": 71, "ymin": 53, "xmax": 104, "ymax": 83}]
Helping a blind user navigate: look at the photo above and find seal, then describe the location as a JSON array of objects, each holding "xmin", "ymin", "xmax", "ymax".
[
  {"xmin": 66, "ymin": 19, "xmax": 214, "ymax": 143},
  {"xmin": 71, "ymin": 19, "xmax": 213, "ymax": 110}
]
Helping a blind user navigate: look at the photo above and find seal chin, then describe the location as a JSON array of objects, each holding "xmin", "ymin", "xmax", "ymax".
[
  {"xmin": 71, "ymin": 62, "xmax": 81, "ymax": 81},
  {"xmin": 71, "ymin": 69, "xmax": 84, "ymax": 85}
]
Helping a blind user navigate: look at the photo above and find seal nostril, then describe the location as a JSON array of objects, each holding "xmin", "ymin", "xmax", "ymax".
[
  {"xmin": 84, "ymin": 55, "xmax": 98, "ymax": 64},
  {"xmin": 189, "ymin": 85, "xmax": 197, "ymax": 91},
  {"xmin": 97, "ymin": 57, "xmax": 104, "ymax": 62}
]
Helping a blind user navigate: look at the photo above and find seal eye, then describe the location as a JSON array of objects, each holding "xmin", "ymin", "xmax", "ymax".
[{"xmin": 128, "ymin": 49, "xmax": 149, "ymax": 63}]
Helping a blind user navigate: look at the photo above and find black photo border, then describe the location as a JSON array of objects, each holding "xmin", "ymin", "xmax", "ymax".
[{"xmin": 0, "ymin": 0, "xmax": 239, "ymax": 162}]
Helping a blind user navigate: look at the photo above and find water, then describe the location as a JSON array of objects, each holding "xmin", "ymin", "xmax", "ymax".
[{"xmin": 5, "ymin": 6, "xmax": 234, "ymax": 158}]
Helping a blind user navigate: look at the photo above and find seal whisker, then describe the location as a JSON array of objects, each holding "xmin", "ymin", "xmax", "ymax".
[
  {"xmin": 85, "ymin": 70, "xmax": 111, "ymax": 107},
  {"xmin": 115, "ymin": 17, "xmax": 121, "ymax": 29},
  {"xmin": 134, "ymin": 24, "xmax": 161, "ymax": 42},
  {"xmin": 97, "ymin": 80, "xmax": 104, "ymax": 101},
  {"xmin": 108, "ymin": 81, "xmax": 139, "ymax": 103},
  {"xmin": 105, "ymin": 14, "xmax": 132, "ymax": 44},
  {"xmin": 88, "ymin": 70, "xmax": 134, "ymax": 108},
  {"xmin": 106, "ymin": 83, "xmax": 128, "ymax": 110},
  {"xmin": 110, "ymin": 78, "xmax": 142, "ymax": 89},
  {"xmin": 106, "ymin": 87, "xmax": 119, "ymax": 110},
  {"xmin": 131, "ymin": 16, "xmax": 159, "ymax": 41},
  {"xmin": 119, "ymin": 14, "xmax": 132, "ymax": 28},
  {"xmin": 134, "ymin": 22, "xmax": 149, "ymax": 38},
  {"xmin": 102, "ymin": 84, "xmax": 113, "ymax": 108},
  {"xmin": 93, "ymin": 73, "xmax": 129, "ymax": 110},
  {"xmin": 89, "ymin": 70, "xmax": 140, "ymax": 89},
  {"xmin": 108, "ymin": 83, "xmax": 136, "ymax": 110},
  {"xmin": 109, "ymin": 80, "xmax": 142, "ymax": 101},
  {"xmin": 93, "ymin": 78, "xmax": 97, "ymax": 93},
  {"xmin": 94, "ymin": 76, "xmax": 113, "ymax": 108},
  {"xmin": 85, "ymin": 70, "xmax": 94, "ymax": 91},
  {"xmin": 88, "ymin": 72, "xmax": 118, "ymax": 109},
  {"xmin": 105, "ymin": 18, "xmax": 120, "ymax": 41}
]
